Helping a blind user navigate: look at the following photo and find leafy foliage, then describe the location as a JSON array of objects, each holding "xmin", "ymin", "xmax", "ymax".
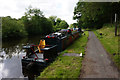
[
  {"xmin": 58, "ymin": 20, "xmax": 69, "ymax": 29},
  {"xmin": 49, "ymin": 16, "xmax": 69, "ymax": 31},
  {"xmin": 2, "ymin": 16, "xmax": 27, "ymax": 38},
  {"xmin": 49, "ymin": 16, "xmax": 57, "ymax": 26},
  {"xmin": 2, "ymin": 7, "xmax": 69, "ymax": 38},
  {"xmin": 69, "ymin": 23, "xmax": 78, "ymax": 28},
  {"xmin": 73, "ymin": 2, "xmax": 120, "ymax": 29},
  {"xmin": 23, "ymin": 7, "xmax": 53, "ymax": 35}
]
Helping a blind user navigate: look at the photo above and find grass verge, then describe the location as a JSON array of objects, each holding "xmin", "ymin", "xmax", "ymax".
[
  {"xmin": 37, "ymin": 31, "xmax": 89, "ymax": 79},
  {"xmin": 93, "ymin": 26, "xmax": 120, "ymax": 69}
]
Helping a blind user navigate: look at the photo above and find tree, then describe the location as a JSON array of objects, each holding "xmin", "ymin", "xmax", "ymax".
[
  {"xmin": 23, "ymin": 7, "xmax": 44, "ymax": 35},
  {"xmin": 49, "ymin": 16, "xmax": 69, "ymax": 31},
  {"xmin": 49, "ymin": 16, "xmax": 57, "ymax": 26},
  {"xmin": 40, "ymin": 17, "xmax": 54, "ymax": 34},
  {"xmin": 2, "ymin": 16, "xmax": 27, "ymax": 38},
  {"xmin": 23, "ymin": 7, "xmax": 53, "ymax": 35},
  {"xmin": 58, "ymin": 20, "xmax": 69, "ymax": 29},
  {"xmin": 73, "ymin": 2, "xmax": 120, "ymax": 29},
  {"xmin": 56, "ymin": 18, "xmax": 62, "ymax": 24}
]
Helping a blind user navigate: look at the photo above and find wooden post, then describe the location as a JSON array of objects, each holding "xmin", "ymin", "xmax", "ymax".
[{"xmin": 115, "ymin": 13, "xmax": 117, "ymax": 36}]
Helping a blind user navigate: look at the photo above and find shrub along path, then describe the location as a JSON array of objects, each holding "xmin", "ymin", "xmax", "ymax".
[{"xmin": 80, "ymin": 31, "xmax": 120, "ymax": 78}]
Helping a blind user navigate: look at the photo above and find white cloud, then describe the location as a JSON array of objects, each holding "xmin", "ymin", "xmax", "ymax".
[{"xmin": 0, "ymin": 0, "xmax": 78, "ymax": 24}]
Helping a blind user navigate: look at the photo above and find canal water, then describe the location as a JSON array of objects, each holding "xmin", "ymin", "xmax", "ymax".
[{"xmin": 0, "ymin": 36, "xmax": 42, "ymax": 79}]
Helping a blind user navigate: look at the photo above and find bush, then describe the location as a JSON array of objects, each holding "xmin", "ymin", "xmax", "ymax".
[{"xmin": 2, "ymin": 16, "xmax": 28, "ymax": 38}]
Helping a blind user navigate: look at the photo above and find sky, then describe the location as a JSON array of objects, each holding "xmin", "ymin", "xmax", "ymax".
[{"xmin": 0, "ymin": 0, "xmax": 79, "ymax": 24}]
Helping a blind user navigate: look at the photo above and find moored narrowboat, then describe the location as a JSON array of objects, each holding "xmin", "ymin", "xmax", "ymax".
[{"xmin": 21, "ymin": 28, "xmax": 81, "ymax": 77}]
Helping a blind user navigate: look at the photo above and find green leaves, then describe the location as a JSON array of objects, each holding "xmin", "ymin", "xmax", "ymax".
[
  {"xmin": 2, "ymin": 16, "xmax": 28, "ymax": 38},
  {"xmin": 2, "ymin": 6, "xmax": 69, "ymax": 38},
  {"xmin": 49, "ymin": 16, "xmax": 69, "ymax": 31},
  {"xmin": 58, "ymin": 20, "xmax": 69, "ymax": 29},
  {"xmin": 23, "ymin": 7, "xmax": 53, "ymax": 35},
  {"xmin": 73, "ymin": 2, "xmax": 120, "ymax": 29}
]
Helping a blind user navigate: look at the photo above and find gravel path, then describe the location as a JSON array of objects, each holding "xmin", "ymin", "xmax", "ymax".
[{"xmin": 80, "ymin": 31, "xmax": 120, "ymax": 78}]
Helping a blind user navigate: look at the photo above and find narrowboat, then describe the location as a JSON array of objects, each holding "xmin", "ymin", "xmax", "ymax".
[{"xmin": 21, "ymin": 28, "xmax": 81, "ymax": 77}]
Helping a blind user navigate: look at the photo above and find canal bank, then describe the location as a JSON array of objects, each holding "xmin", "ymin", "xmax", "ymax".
[
  {"xmin": 36, "ymin": 31, "xmax": 89, "ymax": 78},
  {"xmin": 0, "ymin": 31, "xmax": 89, "ymax": 79}
]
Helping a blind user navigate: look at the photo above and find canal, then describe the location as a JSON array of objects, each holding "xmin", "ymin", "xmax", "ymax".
[{"xmin": 0, "ymin": 36, "xmax": 42, "ymax": 79}]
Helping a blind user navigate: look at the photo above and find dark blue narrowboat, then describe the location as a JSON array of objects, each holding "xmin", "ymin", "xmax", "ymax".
[{"xmin": 21, "ymin": 28, "xmax": 81, "ymax": 77}]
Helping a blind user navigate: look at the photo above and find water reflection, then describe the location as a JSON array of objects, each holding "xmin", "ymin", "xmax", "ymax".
[
  {"xmin": 0, "ymin": 36, "xmax": 42, "ymax": 79},
  {"xmin": 0, "ymin": 52, "xmax": 24, "ymax": 79}
]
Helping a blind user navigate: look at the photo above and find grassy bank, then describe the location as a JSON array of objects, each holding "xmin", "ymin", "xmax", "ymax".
[
  {"xmin": 94, "ymin": 26, "xmax": 120, "ymax": 69},
  {"xmin": 37, "ymin": 31, "xmax": 89, "ymax": 79}
]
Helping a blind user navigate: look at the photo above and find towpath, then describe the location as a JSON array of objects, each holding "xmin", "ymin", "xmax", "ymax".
[{"xmin": 80, "ymin": 31, "xmax": 120, "ymax": 78}]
